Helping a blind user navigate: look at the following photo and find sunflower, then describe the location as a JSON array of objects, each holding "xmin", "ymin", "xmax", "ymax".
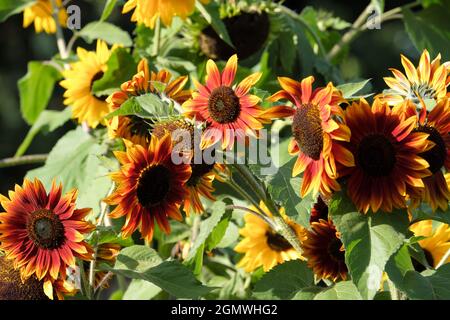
[
  {"xmin": 310, "ymin": 196, "xmax": 329, "ymax": 224},
  {"xmin": 123, "ymin": 0, "xmax": 209, "ymax": 28},
  {"xmin": 23, "ymin": 0, "xmax": 67, "ymax": 34},
  {"xmin": 107, "ymin": 58, "xmax": 191, "ymax": 146},
  {"xmin": 379, "ymin": 49, "xmax": 449, "ymax": 106},
  {"xmin": 340, "ymin": 98, "xmax": 431, "ymax": 213},
  {"xmin": 60, "ymin": 40, "xmax": 116, "ymax": 128},
  {"xmin": 410, "ymin": 220, "xmax": 450, "ymax": 269},
  {"xmin": 91, "ymin": 243, "xmax": 121, "ymax": 289},
  {"xmin": 183, "ymin": 54, "xmax": 291, "ymax": 150},
  {"xmin": 234, "ymin": 202, "xmax": 305, "ymax": 273},
  {"xmin": 104, "ymin": 134, "xmax": 191, "ymax": 241},
  {"xmin": 0, "ymin": 179, "xmax": 94, "ymax": 299},
  {"xmin": 301, "ymin": 219, "xmax": 347, "ymax": 281},
  {"xmin": 268, "ymin": 76, "xmax": 354, "ymax": 198}
]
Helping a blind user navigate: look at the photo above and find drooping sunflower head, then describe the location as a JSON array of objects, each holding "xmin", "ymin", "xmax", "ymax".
[
  {"xmin": 90, "ymin": 243, "xmax": 121, "ymax": 289},
  {"xmin": 234, "ymin": 202, "xmax": 305, "ymax": 273},
  {"xmin": 60, "ymin": 40, "xmax": 116, "ymax": 128},
  {"xmin": 23, "ymin": 0, "xmax": 67, "ymax": 34},
  {"xmin": 268, "ymin": 76, "xmax": 354, "ymax": 198}
]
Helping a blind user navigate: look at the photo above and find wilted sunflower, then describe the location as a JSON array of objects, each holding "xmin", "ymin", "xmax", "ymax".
[
  {"xmin": 380, "ymin": 49, "xmax": 449, "ymax": 106},
  {"xmin": 268, "ymin": 76, "xmax": 354, "ymax": 198},
  {"xmin": 104, "ymin": 134, "xmax": 191, "ymax": 241},
  {"xmin": 0, "ymin": 179, "xmax": 94, "ymax": 299},
  {"xmin": 410, "ymin": 220, "xmax": 450, "ymax": 269},
  {"xmin": 340, "ymin": 98, "xmax": 431, "ymax": 213},
  {"xmin": 107, "ymin": 58, "xmax": 191, "ymax": 146},
  {"xmin": 123, "ymin": 0, "xmax": 209, "ymax": 28},
  {"xmin": 234, "ymin": 202, "xmax": 305, "ymax": 273},
  {"xmin": 60, "ymin": 40, "xmax": 116, "ymax": 128},
  {"xmin": 23, "ymin": 0, "xmax": 67, "ymax": 34},
  {"xmin": 183, "ymin": 54, "xmax": 291, "ymax": 150}
]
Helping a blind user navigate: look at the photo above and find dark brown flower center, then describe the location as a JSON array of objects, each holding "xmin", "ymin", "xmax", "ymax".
[
  {"xmin": 90, "ymin": 71, "xmax": 109, "ymax": 100},
  {"xmin": 129, "ymin": 116, "xmax": 153, "ymax": 142},
  {"xmin": 266, "ymin": 230, "xmax": 293, "ymax": 252},
  {"xmin": 415, "ymin": 125, "xmax": 447, "ymax": 174},
  {"xmin": 208, "ymin": 86, "xmax": 241, "ymax": 124},
  {"xmin": 187, "ymin": 163, "xmax": 215, "ymax": 187},
  {"xmin": 152, "ymin": 120, "xmax": 195, "ymax": 151},
  {"xmin": 357, "ymin": 134, "xmax": 397, "ymax": 177},
  {"xmin": 137, "ymin": 165, "xmax": 171, "ymax": 208},
  {"xmin": 292, "ymin": 103, "xmax": 324, "ymax": 160},
  {"xmin": 27, "ymin": 209, "xmax": 65, "ymax": 249},
  {"xmin": 327, "ymin": 237, "xmax": 345, "ymax": 263}
]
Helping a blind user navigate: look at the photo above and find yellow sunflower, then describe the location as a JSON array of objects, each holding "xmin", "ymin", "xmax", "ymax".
[
  {"xmin": 234, "ymin": 202, "xmax": 305, "ymax": 273},
  {"xmin": 23, "ymin": 0, "xmax": 67, "ymax": 34},
  {"xmin": 60, "ymin": 40, "xmax": 117, "ymax": 128}
]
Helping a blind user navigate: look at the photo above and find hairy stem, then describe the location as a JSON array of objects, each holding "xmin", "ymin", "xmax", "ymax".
[{"xmin": 0, "ymin": 154, "xmax": 48, "ymax": 168}]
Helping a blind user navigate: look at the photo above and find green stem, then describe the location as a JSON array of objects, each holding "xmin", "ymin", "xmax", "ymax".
[
  {"xmin": 0, "ymin": 154, "xmax": 48, "ymax": 168},
  {"xmin": 153, "ymin": 17, "xmax": 162, "ymax": 56},
  {"xmin": 50, "ymin": 0, "xmax": 69, "ymax": 61}
]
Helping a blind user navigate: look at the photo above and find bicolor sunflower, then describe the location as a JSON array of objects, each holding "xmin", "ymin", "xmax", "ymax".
[
  {"xmin": 107, "ymin": 58, "xmax": 191, "ymax": 146},
  {"xmin": 183, "ymin": 54, "xmax": 291, "ymax": 150},
  {"xmin": 23, "ymin": 0, "xmax": 67, "ymax": 34},
  {"xmin": 234, "ymin": 202, "xmax": 305, "ymax": 273},
  {"xmin": 123, "ymin": 0, "xmax": 209, "ymax": 28},
  {"xmin": 340, "ymin": 98, "xmax": 431, "ymax": 213},
  {"xmin": 0, "ymin": 179, "xmax": 94, "ymax": 300},
  {"xmin": 268, "ymin": 76, "xmax": 354, "ymax": 198},
  {"xmin": 380, "ymin": 49, "xmax": 449, "ymax": 106},
  {"xmin": 60, "ymin": 40, "xmax": 116, "ymax": 128},
  {"xmin": 104, "ymin": 134, "xmax": 191, "ymax": 241}
]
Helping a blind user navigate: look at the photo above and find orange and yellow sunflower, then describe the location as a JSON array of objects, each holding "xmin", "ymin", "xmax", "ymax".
[
  {"xmin": 23, "ymin": 0, "xmax": 67, "ymax": 34},
  {"xmin": 0, "ymin": 179, "xmax": 94, "ymax": 299}
]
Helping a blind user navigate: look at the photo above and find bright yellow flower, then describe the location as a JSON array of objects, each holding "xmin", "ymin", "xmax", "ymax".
[{"xmin": 23, "ymin": 0, "xmax": 67, "ymax": 34}]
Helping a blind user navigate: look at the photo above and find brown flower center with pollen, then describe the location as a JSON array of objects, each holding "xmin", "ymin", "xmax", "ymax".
[
  {"xmin": 415, "ymin": 125, "xmax": 447, "ymax": 174},
  {"xmin": 27, "ymin": 209, "xmax": 65, "ymax": 249},
  {"xmin": 208, "ymin": 86, "xmax": 241, "ymax": 124},
  {"xmin": 266, "ymin": 230, "xmax": 293, "ymax": 252},
  {"xmin": 357, "ymin": 134, "xmax": 397, "ymax": 177},
  {"xmin": 292, "ymin": 103, "xmax": 324, "ymax": 160},
  {"xmin": 137, "ymin": 165, "xmax": 171, "ymax": 208},
  {"xmin": 327, "ymin": 237, "xmax": 345, "ymax": 263}
]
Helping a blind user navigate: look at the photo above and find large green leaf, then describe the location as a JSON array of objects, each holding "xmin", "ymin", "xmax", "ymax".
[
  {"xmin": 79, "ymin": 21, "xmax": 132, "ymax": 47},
  {"xmin": 313, "ymin": 281, "xmax": 363, "ymax": 300},
  {"xmin": 329, "ymin": 191, "xmax": 410, "ymax": 299},
  {"xmin": 0, "ymin": 0, "xmax": 35, "ymax": 22},
  {"xmin": 18, "ymin": 61, "xmax": 62, "ymax": 124},
  {"xmin": 105, "ymin": 93, "xmax": 174, "ymax": 120},
  {"xmin": 385, "ymin": 244, "xmax": 414, "ymax": 293},
  {"xmin": 122, "ymin": 279, "xmax": 162, "ymax": 300},
  {"xmin": 403, "ymin": 265, "xmax": 450, "ymax": 299},
  {"xmin": 336, "ymin": 79, "xmax": 372, "ymax": 99}
]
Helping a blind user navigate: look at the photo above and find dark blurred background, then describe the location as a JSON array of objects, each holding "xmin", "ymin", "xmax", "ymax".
[{"xmin": 0, "ymin": 0, "xmax": 419, "ymax": 194}]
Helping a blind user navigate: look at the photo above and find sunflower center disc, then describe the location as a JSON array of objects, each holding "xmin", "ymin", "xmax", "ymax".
[
  {"xmin": 129, "ymin": 116, "xmax": 152, "ymax": 141},
  {"xmin": 266, "ymin": 230, "xmax": 293, "ymax": 252},
  {"xmin": 292, "ymin": 103, "xmax": 324, "ymax": 160},
  {"xmin": 137, "ymin": 165, "xmax": 171, "ymax": 207},
  {"xmin": 409, "ymin": 83, "xmax": 436, "ymax": 104},
  {"xmin": 208, "ymin": 86, "xmax": 241, "ymax": 124},
  {"xmin": 90, "ymin": 71, "xmax": 109, "ymax": 100},
  {"xmin": 327, "ymin": 237, "xmax": 345, "ymax": 263},
  {"xmin": 357, "ymin": 134, "xmax": 397, "ymax": 177},
  {"xmin": 416, "ymin": 125, "xmax": 447, "ymax": 174},
  {"xmin": 187, "ymin": 163, "xmax": 215, "ymax": 187},
  {"xmin": 27, "ymin": 209, "xmax": 65, "ymax": 249}
]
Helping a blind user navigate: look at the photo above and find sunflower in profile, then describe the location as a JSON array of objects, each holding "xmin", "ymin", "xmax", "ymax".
[
  {"xmin": 379, "ymin": 49, "xmax": 449, "ymax": 106},
  {"xmin": 410, "ymin": 220, "xmax": 450, "ymax": 269},
  {"xmin": 104, "ymin": 134, "xmax": 191, "ymax": 241},
  {"xmin": 91, "ymin": 243, "xmax": 121, "ymax": 289},
  {"xmin": 107, "ymin": 58, "xmax": 191, "ymax": 146},
  {"xmin": 183, "ymin": 54, "xmax": 291, "ymax": 150},
  {"xmin": 60, "ymin": 40, "xmax": 116, "ymax": 128},
  {"xmin": 0, "ymin": 179, "xmax": 94, "ymax": 299},
  {"xmin": 23, "ymin": 0, "xmax": 67, "ymax": 34},
  {"xmin": 268, "ymin": 76, "xmax": 354, "ymax": 198},
  {"xmin": 123, "ymin": 0, "xmax": 210, "ymax": 28},
  {"xmin": 340, "ymin": 98, "xmax": 431, "ymax": 213},
  {"xmin": 234, "ymin": 202, "xmax": 305, "ymax": 273}
]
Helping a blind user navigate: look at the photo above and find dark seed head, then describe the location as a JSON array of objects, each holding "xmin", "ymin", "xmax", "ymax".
[
  {"xmin": 357, "ymin": 134, "xmax": 397, "ymax": 177},
  {"xmin": 415, "ymin": 125, "xmax": 447, "ymax": 174},
  {"xmin": 266, "ymin": 230, "xmax": 293, "ymax": 252},
  {"xmin": 292, "ymin": 103, "xmax": 324, "ymax": 160},
  {"xmin": 27, "ymin": 209, "xmax": 65, "ymax": 249},
  {"xmin": 208, "ymin": 86, "xmax": 241, "ymax": 124},
  {"xmin": 136, "ymin": 165, "xmax": 171, "ymax": 208}
]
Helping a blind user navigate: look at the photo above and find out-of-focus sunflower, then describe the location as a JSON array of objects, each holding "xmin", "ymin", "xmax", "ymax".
[
  {"xmin": 234, "ymin": 202, "xmax": 305, "ymax": 273},
  {"xmin": 340, "ymin": 98, "xmax": 431, "ymax": 213},
  {"xmin": 123, "ymin": 0, "xmax": 210, "ymax": 28},
  {"xmin": 268, "ymin": 76, "xmax": 354, "ymax": 198},
  {"xmin": 310, "ymin": 196, "xmax": 329, "ymax": 224},
  {"xmin": 0, "ymin": 179, "xmax": 94, "ymax": 300},
  {"xmin": 104, "ymin": 134, "xmax": 191, "ymax": 241},
  {"xmin": 301, "ymin": 219, "xmax": 347, "ymax": 281},
  {"xmin": 92, "ymin": 243, "xmax": 121, "ymax": 289},
  {"xmin": 410, "ymin": 220, "xmax": 450, "ymax": 269},
  {"xmin": 23, "ymin": 0, "xmax": 67, "ymax": 34},
  {"xmin": 60, "ymin": 40, "xmax": 116, "ymax": 128},
  {"xmin": 183, "ymin": 54, "xmax": 292, "ymax": 150},
  {"xmin": 107, "ymin": 58, "xmax": 191, "ymax": 146},
  {"xmin": 379, "ymin": 49, "xmax": 449, "ymax": 106}
]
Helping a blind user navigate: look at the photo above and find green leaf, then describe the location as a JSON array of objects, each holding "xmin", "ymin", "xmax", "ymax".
[
  {"xmin": 100, "ymin": 0, "xmax": 119, "ymax": 21},
  {"xmin": 96, "ymin": 226, "xmax": 134, "ymax": 247},
  {"xmin": 253, "ymin": 260, "xmax": 314, "ymax": 299},
  {"xmin": 79, "ymin": 21, "xmax": 132, "ymax": 47},
  {"xmin": 0, "ymin": 0, "xmax": 35, "ymax": 22},
  {"xmin": 313, "ymin": 281, "xmax": 363, "ymax": 300},
  {"xmin": 410, "ymin": 203, "xmax": 450, "ymax": 225},
  {"xmin": 370, "ymin": 0, "xmax": 384, "ymax": 13},
  {"xmin": 18, "ymin": 61, "xmax": 62, "ymax": 124},
  {"xmin": 403, "ymin": 265, "xmax": 450, "ymax": 299},
  {"xmin": 196, "ymin": 2, "xmax": 234, "ymax": 48},
  {"xmin": 385, "ymin": 244, "xmax": 414, "ymax": 292},
  {"xmin": 329, "ymin": 191, "xmax": 410, "ymax": 299},
  {"xmin": 336, "ymin": 79, "xmax": 372, "ymax": 99},
  {"xmin": 111, "ymin": 246, "xmax": 163, "ymax": 278},
  {"xmin": 122, "ymin": 279, "xmax": 162, "ymax": 300},
  {"xmin": 216, "ymin": 221, "xmax": 239, "ymax": 248},
  {"xmin": 105, "ymin": 93, "xmax": 173, "ymax": 120}
]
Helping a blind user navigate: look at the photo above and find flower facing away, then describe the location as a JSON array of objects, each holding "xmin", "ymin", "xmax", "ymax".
[
  {"xmin": 60, "ymin": 40, "xmax": 117, "ymax": 128},
  {"xmin": 107, "ymin": 58, "xmax": 191, "ymax": 146},
  {"xmin": 123, "ymin": 0, "xmax": 210, "ymax": 28},
  {"xmin": 0, "ymin": 179, "xmax": 94, "ymax": 300},
  {"xmin": 23, "ymin": 0, "xmax": 67, "ymax": 34},
  {"xmin": 340, "ymin": 98, "xmax": 431, "ymax": 213},
  {"xmin": 268, "ymin": 76, "xmax": 354, "ymax": 198},
  {"xmin": 183, "ymin": 54, "xmax": 292, "ymax": 150},
  {"xmin": 379, "ymin": 49, "xmax": 449, "ymax": 106},
  {"xmin": 104, "ymin": 134, "xmax": 192, "ymax": 242},
  {"xmin": 234, "ymin": 202, "xmax": 305, "ymax": 273},
  {"xmin": 91, "ymin": 243, "xmax": 121, "ymax": 289}
]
